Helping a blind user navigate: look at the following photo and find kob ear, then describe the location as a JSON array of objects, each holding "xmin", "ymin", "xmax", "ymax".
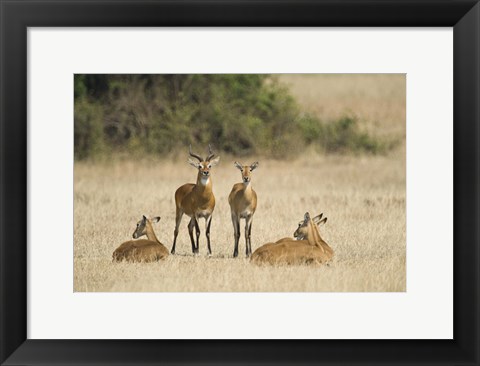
[
  {"xmin": 209, "ymin": 156, "xmax": 220, "ymax": 167},
  {"xmin": 142, "ymin": 215, "xmax": 148, "ymax": 222},
  {"xmin": 312, "ymin": 213, "xmax": 323, "ymax": 224},
  {"xmin": 318, "ymin": 217, "xmax": 327, "ymax": 226},
  {"xmin": 234, "ymin": 161, "xmax": 243, "ymax": 170},
  {"xmin": 187, "ymin": 158, "xmax": 201, "ymax": 168},
  {"xmin": 304, "ymin": 212, "xmax": 311, "ymax": 221},
  {"xmin": 250, "ymin": 162, "xmax": 259, "ymax": 171},
  {"xmin": 151, "ymin": 216, "xmax": 161, "ymax": 223}
]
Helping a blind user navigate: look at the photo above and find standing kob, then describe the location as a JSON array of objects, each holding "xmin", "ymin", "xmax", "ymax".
[
  {"xmin": 171, "ymin": 145, "xmax": 220, "ymax": 256},
  {"xmin": 228, "ymin": 161, "xmax": 259, "ymax": 257}
]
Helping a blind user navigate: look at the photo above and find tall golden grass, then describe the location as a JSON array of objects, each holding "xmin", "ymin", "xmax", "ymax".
[{"xmin": 278, "ymin": 74, "xmax": 406, "ymax": 138}]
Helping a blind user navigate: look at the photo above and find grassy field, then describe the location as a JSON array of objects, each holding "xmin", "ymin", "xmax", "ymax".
[
  {"xmin": 278, "ymin": 74, "xmax": 406, "ymax": 138},
  {"xmin": 74, "ymin": 153, "xmax": 405, "ymax": 292},
  {"xmin": 74, "ymin": 74, "xmax": 406, "ymax": 292}
]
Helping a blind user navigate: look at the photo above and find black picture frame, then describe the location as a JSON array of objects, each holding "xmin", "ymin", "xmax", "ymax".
[{"xmin": 1, "ymin": 1, "xmax": 479, "ymax": 365}]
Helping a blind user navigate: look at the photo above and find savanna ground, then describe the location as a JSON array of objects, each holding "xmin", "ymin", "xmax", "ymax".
[{"xmin": 74, "ymin": 74, "xmax": 406, "ymax": 292}]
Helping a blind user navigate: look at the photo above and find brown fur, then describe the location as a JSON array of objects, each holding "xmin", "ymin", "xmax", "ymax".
[
  {"xmin": 171, "ymin": 145, "xmax": 220, "ymax": 255},
  {"xmin": 228, "ymin": 161, "xmax": 259, "ymax": 257},
  {"xmin": 113, "ymin": 216, "xmax": 169, "ymax": 263},
  {"xmin": 251, "ymin": 212, "xmax": 333, "ymax": 266},
  {"xmin": 175, "ymin": 179, "xmax": 215, "ymax": 218},
  {"xmin": 294, "ymin": 213, "xmax": 327, "ymax": 240}
]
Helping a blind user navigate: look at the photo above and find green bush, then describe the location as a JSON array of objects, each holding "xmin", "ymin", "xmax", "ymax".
[
  {"xmin": 74, "ymin": 74, "xmax": 395, "ymax": 160},
  {"xmin": 74, "ymin": 98, "xmax": 105, "ymax": 160},
  {"xmin": 298, "ymin": 114, "xmax": 396, "ymax": 154}
]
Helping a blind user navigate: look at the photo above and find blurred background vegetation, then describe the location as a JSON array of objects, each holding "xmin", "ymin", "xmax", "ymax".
[{"xmin": 74, "ymin": 74, "xmax": 402, "ymax": 160}]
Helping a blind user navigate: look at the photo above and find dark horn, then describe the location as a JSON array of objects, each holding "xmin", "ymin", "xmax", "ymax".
[
  {"xmin": 206, "ymin": 144, "xmax": 215, "ymax": 161},
  {"xmin": 189, "ymin": 145, "xmax": 203, "ymax": 162}
]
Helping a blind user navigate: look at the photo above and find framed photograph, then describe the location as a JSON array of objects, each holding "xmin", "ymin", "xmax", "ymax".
[
  {"xmin": 1, "ymin": 1, "xmax": 479, "ymax": 365},
  {"xmin": 72, "ymin": 73, "xmax": 406, "ymax": 294}
]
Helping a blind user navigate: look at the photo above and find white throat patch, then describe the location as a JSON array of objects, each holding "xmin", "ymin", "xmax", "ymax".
[{"xmin": 200, "ymin": 176, "xmax": 210, "ymax": 185}]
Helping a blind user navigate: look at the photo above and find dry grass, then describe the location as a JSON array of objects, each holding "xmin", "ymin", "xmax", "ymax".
[
  {"xmin": 74, "ymin": 153, "xmax": 405, "ymax": 292},
  {"xmin": 74, "ymin": 74, "xmax": 405, "ymax": 292},
  {"xmin": 278, "ymin": 74, "xmax": 406, "ymax": 138}
]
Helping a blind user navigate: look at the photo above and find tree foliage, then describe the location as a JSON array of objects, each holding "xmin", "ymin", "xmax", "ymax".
[{"xmin": 74, "ymin": 74, "xmax": 393, "ymax": 160}]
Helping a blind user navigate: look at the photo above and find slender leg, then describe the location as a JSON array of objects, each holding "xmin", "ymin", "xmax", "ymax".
[
  {"xmin": 171, "ymin": 209, "xmax": 183, "ymax": 254},
  {"xmin": 232, "ymin": 213, "xmax": 240, "ymax": 257},
  {"xmin": 188, "ymin": 218, "xmax": 196, "ymax": 254},
  {"xmin": 193, "ymin": 216, "xmax": 200, "ymax": 255},
  {"xmin": 245, "ymin": 215, "xmax": 253, "ymax": 257},
  {"xmin": 206, "ymin": 215, "xmax": 213, "ymax": 256}
]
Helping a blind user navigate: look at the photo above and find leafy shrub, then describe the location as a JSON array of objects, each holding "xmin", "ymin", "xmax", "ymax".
[
  {"xmin": 74, "ymin": 98, "xmax": 105, "ymax": 160},
  {"xmin": 74, "ymin": 74, "xmax": 395, "ymax": 160},
  {"xmin": 298, "ymin": 114, "xmax": 395, "ymax": 154}
]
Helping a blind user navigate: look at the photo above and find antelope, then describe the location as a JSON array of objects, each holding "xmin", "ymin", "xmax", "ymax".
[
  {"xmin": 250, "ymin": 212, "xmax": 333, "ymax": 266},
  {"xmin": 228, "ymin": 161, "xmax": 259, "ymax": 257},
  {"xmin": 112, "ymin": 215, "xmax": 169, "ymax": 262},
  {"xmin": 294, "ymin": 213, "xmax": 327, "ymax": 240},
  {"xmin": 171, "ymin": 145, "xmax": 220, "ymax": 256},
  {"xmin": 274, "ymin": 213, "xmax": 327, "ymax": 244}
]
